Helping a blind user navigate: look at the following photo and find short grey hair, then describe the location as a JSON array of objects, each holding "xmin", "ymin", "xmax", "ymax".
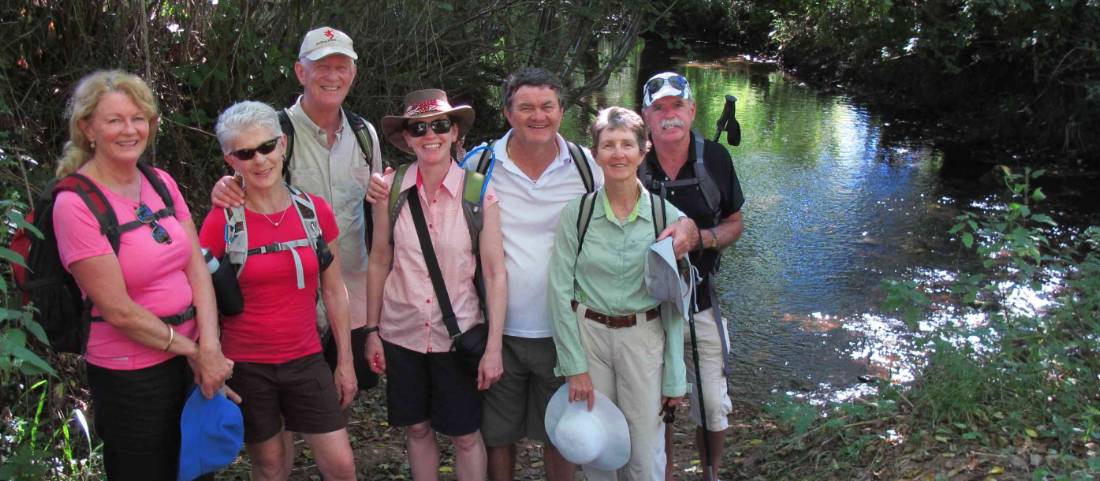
[
  {"xmin": 215, "ymin": 101, "xmax": 282, "ymax": 152},
  {"xmin": 590, "ymin": 106, "xmax": 647, "ymax": 149}
]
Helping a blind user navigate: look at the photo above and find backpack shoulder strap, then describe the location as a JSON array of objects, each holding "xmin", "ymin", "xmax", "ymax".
[
  {"xmin": 345, "ymin": 109, "xmax": 376, "ymax": 171},
  {"xmin": 649, "ymin": 191, "xmax": 667, "ymax": 240},
  {"xmin": 388, "ymin": 163, "xmax": 413, "ymax": 245},
  {"xmin": 691, "ymin": 130, "xmax": 722, "ymax": 224},
  {"xmin": 566, "ymin": 141, "xmax": 595, "ymax": 193},
  {"xmin": 460, "ymin": 170, "xmax": 486, "ymax": 250},
  {"xmin": 575, "ymin": 191, "xmax": 599, "ymax": 256},
  {"xmin": 475, "ymin": 144, "xmax": 494, "ymax": 175},
  {"xmin": 224, "ymin": 205, "xmax": 248, "ymax": 276},
  {"xmin": 288, "ymin": 185, "xmax": 322, "ymax": 243},
  {"xmin": 136, "ymin": 163, "xmax": 175, "ymax": 217},
  {"xmin": 55, "ymin": 174, "xmax": 123, "ymax": 254},
  {"xmin": 461, "ymin": 170, "xmax": 488, "ymax": 314},
  {"xmin": 279, "ymin": 109, "xmax": 296, "ymax": 183}
]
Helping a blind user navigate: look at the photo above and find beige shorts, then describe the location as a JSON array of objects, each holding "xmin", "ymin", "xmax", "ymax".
[{"xmin": 685, "ymin": 308, "xmax": 733, "ymax": 431}]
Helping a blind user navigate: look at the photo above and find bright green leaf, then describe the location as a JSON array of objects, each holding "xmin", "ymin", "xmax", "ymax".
[{"xmin": 962, "ymin": 232, "xmax": 974, "ymax": 248}]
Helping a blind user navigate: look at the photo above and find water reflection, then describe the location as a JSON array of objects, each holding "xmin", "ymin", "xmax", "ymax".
[{"xmin": 562, "ymin": 44, "xmax": 972, "ymax": 403}]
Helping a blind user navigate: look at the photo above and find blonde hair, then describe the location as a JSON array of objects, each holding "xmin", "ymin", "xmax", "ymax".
[{"xmin": 55, "ymin": 70, "xmax": 159, "ymax": 177}]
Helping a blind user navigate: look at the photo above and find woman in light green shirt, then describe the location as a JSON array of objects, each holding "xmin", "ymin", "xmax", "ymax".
[{"xmin": 547, "ymin": 106, "xmax": 686, "ymax": 481}]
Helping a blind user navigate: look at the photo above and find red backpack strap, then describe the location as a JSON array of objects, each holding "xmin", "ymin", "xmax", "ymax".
[{"xmin": 55, "ymin": 173, "xmax": 124, "ymax": 254}]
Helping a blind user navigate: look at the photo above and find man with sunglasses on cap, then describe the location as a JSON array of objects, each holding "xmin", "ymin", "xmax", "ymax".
[
  {"xmin": 210, "ymin": 25, "xmax": 383, "ymax": 461},
  {"xmin": 639, "ymin": 72, "xmax": 744, "ymax": 481}
]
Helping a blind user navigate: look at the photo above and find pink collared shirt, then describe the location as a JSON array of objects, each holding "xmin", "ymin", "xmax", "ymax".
[{"xmin": 380, "ymin": 162, "xmax": 498, "ymax": 354}]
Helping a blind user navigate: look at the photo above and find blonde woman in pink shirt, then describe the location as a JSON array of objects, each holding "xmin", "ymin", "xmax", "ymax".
[
  {"xmin": 365, "ymin": 89, "xmax": 507, "ymax": 481},
  {"xmin": 52, "ymin": 70, "xmax": 233, "ymax": 480}
]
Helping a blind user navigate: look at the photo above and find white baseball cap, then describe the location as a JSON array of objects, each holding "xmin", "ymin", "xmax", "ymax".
[
  {"xmin": 299, "ymin": 27, "xmax": 358, "ymax": 61},
  {"xmin": 642, "ymin": 71, "xmax": 692, "ymax": 109}
]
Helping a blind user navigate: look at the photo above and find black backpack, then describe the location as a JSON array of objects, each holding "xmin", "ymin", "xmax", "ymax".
[{"xmin": 12, "ymin": 163, "xmax": 175, "ymax": 353}]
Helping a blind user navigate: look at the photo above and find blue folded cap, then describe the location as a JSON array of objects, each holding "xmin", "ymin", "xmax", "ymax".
[{"xmin": 178, "ymin": 385, "xmax": 243, "ymax": 481}]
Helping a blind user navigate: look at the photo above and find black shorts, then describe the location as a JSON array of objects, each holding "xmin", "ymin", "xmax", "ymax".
[
  {"xmin": 227, "ymin": 353, "xmax": 346, "ymax": 443},
  {"xmin": 382, "ymin": 340, "xmax": 481, "ymax": 437},
  {"xmin": 324, "ymin": 325, "xmax": 380, "ymax": 392}
]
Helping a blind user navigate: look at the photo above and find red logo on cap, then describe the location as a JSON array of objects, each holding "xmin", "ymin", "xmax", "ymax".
[
  {"xmin": 407, "ymin": 99, "xmax": 444, "ymax": 116},
  {"xmin": 324, "ymin": 29, "xmax": 335, "ymax": 39}
]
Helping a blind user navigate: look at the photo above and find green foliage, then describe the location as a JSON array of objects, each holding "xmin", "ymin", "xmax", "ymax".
[{"xmin": 0, "ymin": 0, "xmax": 665, "ymax": 214}]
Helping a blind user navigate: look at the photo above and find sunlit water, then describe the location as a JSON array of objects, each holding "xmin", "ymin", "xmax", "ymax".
[{"xmin": 556, "ymin": 44, "xmax": 1084, "ymax": 405}]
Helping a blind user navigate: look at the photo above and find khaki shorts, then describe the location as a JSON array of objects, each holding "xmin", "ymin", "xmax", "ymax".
[
  {"xmin": 481, "ymin": 336, "xmax": 564, "ymax": 446},
  {"xmin": 685, "ymin": 308, "xmax": 733, "ymax": 431}
]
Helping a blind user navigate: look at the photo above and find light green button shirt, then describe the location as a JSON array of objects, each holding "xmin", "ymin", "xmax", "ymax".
[{"xmin": 548, "ymin": 185, "xmax": 687, "ymax": 397}]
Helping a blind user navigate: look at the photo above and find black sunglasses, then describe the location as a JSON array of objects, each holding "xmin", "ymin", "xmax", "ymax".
[
  {"xmin": 229, "ymin": 137, "xmax": 280, "ymax": 160},
  {"xmin": 645, "ymin": 74, "xmax": 689, "ymax": 96},
  {"xmin": 405, "ymin": 118, "xmax": 453, "ymax": 137},
  {"xmin": 135, "ymin": 203, "xmax": 172, "ymax": 244}
]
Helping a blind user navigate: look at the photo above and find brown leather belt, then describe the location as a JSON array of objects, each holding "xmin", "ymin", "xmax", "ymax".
[{"xmin": 571, "ymin": 300, "xmax": 659, "ymax": 328}]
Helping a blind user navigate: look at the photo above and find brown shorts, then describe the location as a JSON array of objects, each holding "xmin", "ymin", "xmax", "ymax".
[{"xmin": 227, "ymin": 353, "xmax": 346, "ymax": 443}]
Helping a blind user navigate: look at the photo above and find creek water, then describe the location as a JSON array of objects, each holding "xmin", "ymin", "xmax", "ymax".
[{"xmin": 557, "ymin": 45, "xmax": 1034, "ymax": 405}]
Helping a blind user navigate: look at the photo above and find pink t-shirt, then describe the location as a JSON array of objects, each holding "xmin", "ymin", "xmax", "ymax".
[
  {"xmin": 54, "ymin": 167, "xmax": 197, "ymax": 370},
  {"xmin": 381, "ymin": 162, "xmax": 498, "ymax": 354},
  {"xmin": 199, "ymin": 193, "xmax": 339, "ymax": 364}
]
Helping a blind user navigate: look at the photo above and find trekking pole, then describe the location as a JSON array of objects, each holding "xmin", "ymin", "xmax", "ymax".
[
  {"xmin": 713, "ymin": 95, "xmax": 742, "ymax": 147},
  {"xmin": 683, "ymin": 258, "xmax": 713, "ymax": 481}
]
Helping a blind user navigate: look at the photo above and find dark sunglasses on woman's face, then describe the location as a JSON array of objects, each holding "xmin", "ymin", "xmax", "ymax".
[
  {"xmin": 405, "ymin": 118, "xmax": 453, "ymax": 137},
  {"xmin": 135, "ymin": 203, "xmax": 172, "ymax": 244},
  {"xmin": 645, "ymin": 75, "xmax": 689, "ymax": 96},
  {"xmin": 229, "ymin": 137, "xmax": 280, "ymax": 160}
]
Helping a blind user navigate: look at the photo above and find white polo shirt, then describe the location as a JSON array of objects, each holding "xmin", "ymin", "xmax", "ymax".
[
  {"xmin": 467, "ymin": 130, "xmax": 603, "ymax": 338},
  {"xmin": 286, "ymin": 96, "xmax": 383, "ymax": 330}
]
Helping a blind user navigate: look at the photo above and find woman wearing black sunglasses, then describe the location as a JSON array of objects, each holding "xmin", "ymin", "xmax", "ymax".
[
  {"xmin": 52, "ymin": 70, "xmax": 233, "ymax": 480},
  {"xmin": 197, "ymin": 100, "xmax": 359, "ymax": 480},
  {"xmin": 366, "ymin": 89, "xmax": 508, "ymax": 480}
]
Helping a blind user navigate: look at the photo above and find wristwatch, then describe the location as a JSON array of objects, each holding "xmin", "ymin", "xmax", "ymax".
[
  {"xmin": 363, "ymin": 326, "xmax": 380, "ymax": 335},
  {"xmin": 706, "ymin": 228, "xmax": 718, "ymax": 249}
]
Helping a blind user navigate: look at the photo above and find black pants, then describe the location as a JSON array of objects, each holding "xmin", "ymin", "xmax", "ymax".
[{"xmin": 86, "ymin": 356, "xmax": 214, "ymax": 481}]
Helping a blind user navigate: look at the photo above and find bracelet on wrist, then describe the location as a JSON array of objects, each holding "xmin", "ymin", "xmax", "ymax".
[
  {"xmin": 162, "ymin": 325, "xmax": 175, "ymax": 352},
  {"xmin": 364, "ymin": 326, "xmax": 380, "ymax": 335}
]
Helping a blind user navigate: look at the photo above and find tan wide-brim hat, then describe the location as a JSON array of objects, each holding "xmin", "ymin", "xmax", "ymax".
[{"xmin": 381, "ymin": 89, "xmax": 475, "ymax": 154}]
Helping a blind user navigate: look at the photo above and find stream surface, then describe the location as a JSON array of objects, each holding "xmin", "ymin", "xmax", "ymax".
[{"xmin": 556, "ymin": 44, "xmax": 1088, "ymax": 405}]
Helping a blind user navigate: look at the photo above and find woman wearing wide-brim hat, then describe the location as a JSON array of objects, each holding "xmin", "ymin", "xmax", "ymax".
[{"xmin": 365, "ymin": 88, "xmax": 507, "ymax": 480}]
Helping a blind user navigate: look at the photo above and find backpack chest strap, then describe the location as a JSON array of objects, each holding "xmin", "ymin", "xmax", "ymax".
[{"xmin": 247, "ymin": 238, "xmax": 315, "ymax": 289}]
